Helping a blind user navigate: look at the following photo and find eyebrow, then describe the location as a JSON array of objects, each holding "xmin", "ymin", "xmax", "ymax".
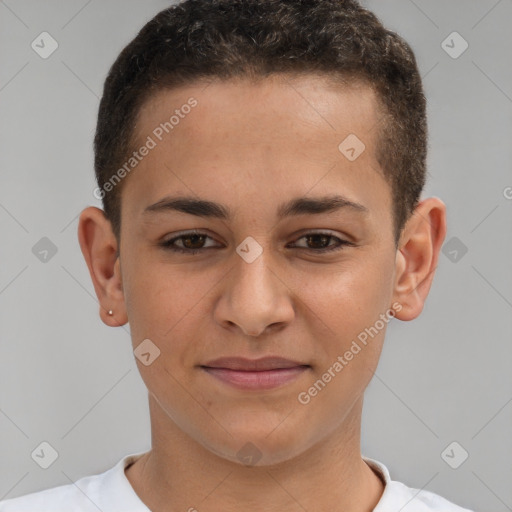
[{"xmin": 142, "ymin": 194, "xmax": 369, "ymax": 220}]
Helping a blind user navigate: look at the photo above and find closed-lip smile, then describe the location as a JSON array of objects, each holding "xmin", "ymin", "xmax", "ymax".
[{"xmin": 200, "ymin": 356, "xmax": 310, "ymax": 390}]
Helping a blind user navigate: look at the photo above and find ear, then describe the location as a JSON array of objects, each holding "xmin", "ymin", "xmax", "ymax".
[
  {"xmin": 77, "ymin": 206, "xmax": 128, "ymax": 327},
  {"xmin": 391, "ymin": 197, "xmax": 447, "ymax": 321}
]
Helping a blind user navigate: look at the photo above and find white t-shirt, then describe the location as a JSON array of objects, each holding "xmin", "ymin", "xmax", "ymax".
[{"xmin": 0, "ymin": 451, "xmax": 474, "ymax": 511}]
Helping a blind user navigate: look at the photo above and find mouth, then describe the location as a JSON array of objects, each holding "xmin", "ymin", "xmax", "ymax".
[{"xmin": 200, "ymin": 357, "xmax": 311, "ymax": 390}]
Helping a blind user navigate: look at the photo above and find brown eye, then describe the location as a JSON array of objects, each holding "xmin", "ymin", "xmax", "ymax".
[
  {"xmin": 305, "ymin": 234, "xmax": 331, "ymax": 249},
  {"xmin": 160, "ymin": 231, "xmax": 219, "ymax": 254},
  {"xmin": 289, "ymin": 232, "xmax": 353, "ymax": 253},
  {"xmin": 179, "ymin": 234, "xmax": 207, "ymax": 249}
]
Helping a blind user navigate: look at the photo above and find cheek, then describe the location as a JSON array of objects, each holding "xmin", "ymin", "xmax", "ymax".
[
  {"xmin": 299, "ymin": 255, "xmax": 393, "ymax": 338},
  {"xmin": 123, "ymin": 251, "xmax": 207, "ymax": 330},
  {"xmin": 295, "ymin": 252, "xmax": 395, "ymax": 404},
  {"xmin": 122, "ymin": 255, "xmax": 226, "ymax": 376},
  {"xmin": 294, "ymin": 279, "xmax": 390, "ymax": 427}
]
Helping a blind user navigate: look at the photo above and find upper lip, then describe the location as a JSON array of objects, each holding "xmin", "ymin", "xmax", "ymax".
[{"xmin": 201, "ymin": 357, "xmax": 309, "ymax": 371}]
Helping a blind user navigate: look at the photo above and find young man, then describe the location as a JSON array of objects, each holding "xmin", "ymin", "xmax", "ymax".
[{"xmin": 0, "ymin": 0, "xmax": 475, "ymax": 511}]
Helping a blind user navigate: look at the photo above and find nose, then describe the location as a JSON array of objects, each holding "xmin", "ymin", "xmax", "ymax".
[{"xmin": 214, "ymin": 249, "xmax": 295, "ymax": 337}]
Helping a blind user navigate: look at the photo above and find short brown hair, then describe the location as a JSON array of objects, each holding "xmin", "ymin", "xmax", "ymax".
[{"xmin": 94, "ymin": 0, "xmax": 427, "ymax": 247}]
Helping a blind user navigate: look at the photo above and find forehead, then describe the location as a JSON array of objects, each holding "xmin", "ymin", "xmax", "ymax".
[
  {"xmin": 136, "ymin": 74, "xmax": 380, "ymax": 144},
  {"xmin": 122, "ymin": 74, "xmax": 391, "ymax": 228}
]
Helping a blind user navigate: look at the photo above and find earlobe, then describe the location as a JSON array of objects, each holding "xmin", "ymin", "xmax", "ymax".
[
  {"xmin": 77, "ymin": 206, "xmax": 128, "ymax": 327},
  {"xmin": 391, "ymin": 197, "xmax": 447, "ymax": 322}
]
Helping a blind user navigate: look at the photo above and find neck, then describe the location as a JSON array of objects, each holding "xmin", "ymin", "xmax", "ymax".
[{"xmin": 125, "ymin": 394, "xmax": 384, "ymax": 512}]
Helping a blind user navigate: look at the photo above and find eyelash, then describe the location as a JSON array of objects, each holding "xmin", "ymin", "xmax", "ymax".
[{"xmin": 159, "ymin": 231, "xmax": 354, "ymax": 255}]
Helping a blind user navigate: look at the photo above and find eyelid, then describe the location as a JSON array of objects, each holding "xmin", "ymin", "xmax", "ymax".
[
  {"xmin": 159, "ymin": 229, "xmax": 355, "ymax": 256},
  {"xmin": 161, "ymin": 229, "xmax": 221, "ymax": 248},
  {"xmin": 289, "ymin": 228, "xmax": 342, "ymax": 240},
  {"xmin": 287, "ymin": 231, "xmax": 353, "ymax": 251}
]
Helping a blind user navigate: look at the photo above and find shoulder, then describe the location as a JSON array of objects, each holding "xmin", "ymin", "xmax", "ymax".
[
  {"xmin": 0, "ymin": 451, "xmax": 148, "ymax": 512},
  {"xmin": 383, "ymin": 480, "xmax": 475, "ymax": 512},
  {"xmin": 363, "ymin": 456, "xmax": 475, "ymax": 512},
  {"xmin": 0, "ymin": 474, "xmax": 104, "ymax": 512}
]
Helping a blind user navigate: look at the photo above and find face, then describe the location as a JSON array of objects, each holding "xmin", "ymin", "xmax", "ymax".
[{"xmin": 110, "ymin": 74, "xmax": 401, "ymax": 464}]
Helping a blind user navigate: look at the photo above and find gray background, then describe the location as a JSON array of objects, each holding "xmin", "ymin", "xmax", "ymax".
[{"xmin": 0, "ymin": 1, "xmax": 511, "ymax": 510}]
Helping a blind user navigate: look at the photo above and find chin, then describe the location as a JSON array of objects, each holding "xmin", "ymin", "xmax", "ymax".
[{"xmin": 199, "ymin": 422, "xmax": 315, "ymax": 468}]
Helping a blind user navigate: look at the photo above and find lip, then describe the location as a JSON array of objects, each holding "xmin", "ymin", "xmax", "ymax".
[
  {"xmin": 202, "ymin": 356, "xmax": 307, "ymax": 371},
  {"xmin": 200, "ymin": 357, "xmax": 310, "ymax": 390}
]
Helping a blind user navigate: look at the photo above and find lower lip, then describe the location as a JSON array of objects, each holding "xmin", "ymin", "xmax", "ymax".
[{"xmin": 201, "ymin": 366, "xmax": 309, "ymax": 390}]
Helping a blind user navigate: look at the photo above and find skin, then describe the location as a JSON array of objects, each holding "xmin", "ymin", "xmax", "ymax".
[{"xmin": 78, "ymin": 73, "xmax": 446, "ymax": 512}]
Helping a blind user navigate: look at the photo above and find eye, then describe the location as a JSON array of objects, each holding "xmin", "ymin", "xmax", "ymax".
[
  {"xmin": 288, "ymin": 232, "xmax": 354, "ymax": 253},
  {"xmin": 159, "ymin": 231, "xmax": 220, "ymax": 254},
  {"xmin": 159, "ymin": 230, "xmax": 353, "ymax": 255}
]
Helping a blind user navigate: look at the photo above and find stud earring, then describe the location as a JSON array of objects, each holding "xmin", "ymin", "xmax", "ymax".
[{"xmin": 108, "ymin": 310, "xmax": 114, "ymax": 316}]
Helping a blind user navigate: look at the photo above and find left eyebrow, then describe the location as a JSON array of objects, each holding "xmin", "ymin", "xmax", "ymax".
[
  {"xmin": 277, "ymin": 195, "xmax": 369, "ymax": 218},
  {"xmin": 142, "ymin": 194, "xmax": 369, "ymax": 220}
]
